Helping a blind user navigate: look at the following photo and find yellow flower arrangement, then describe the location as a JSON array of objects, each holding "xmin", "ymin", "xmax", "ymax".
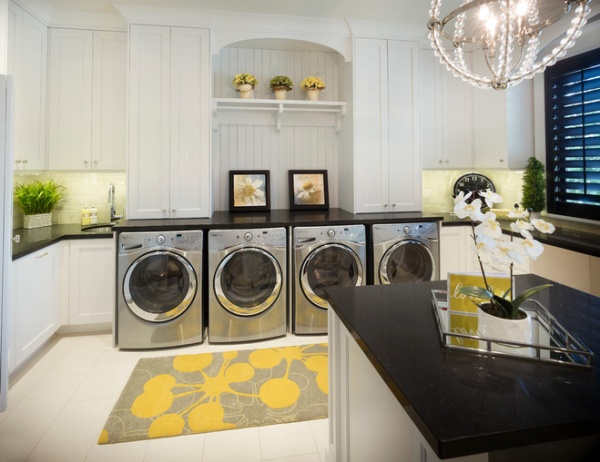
[
  {"xmin": 232, "ymin": 73, "xmax": 258, "ymax": 88},
  {"xmin": 300, "ymin": 76, "xmax": 326, "ymax": 90}
]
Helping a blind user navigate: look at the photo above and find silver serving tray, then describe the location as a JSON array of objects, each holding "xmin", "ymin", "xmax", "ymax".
[{"xmin": 431, "ymin": 290, "xmax": 594, "ymax": 369}]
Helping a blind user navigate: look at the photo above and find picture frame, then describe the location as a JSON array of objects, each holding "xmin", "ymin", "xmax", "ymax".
[
  {"xmin": 229, "ymin": 170, "xmax": 270, "ymax": 212},
  {"xmin": 288, "ymin": 170, "xmax": 329, "ymax": 210}
]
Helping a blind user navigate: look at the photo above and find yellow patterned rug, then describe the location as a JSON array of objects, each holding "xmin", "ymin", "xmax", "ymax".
[{"xmin": 98, "ymin": 343, "xmax": 328, "ymax": 444}]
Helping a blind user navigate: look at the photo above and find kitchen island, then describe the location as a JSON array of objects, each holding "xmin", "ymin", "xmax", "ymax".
[{"xmin": 326, "ymin": 275, "xmax": 600, "ymax": 461}]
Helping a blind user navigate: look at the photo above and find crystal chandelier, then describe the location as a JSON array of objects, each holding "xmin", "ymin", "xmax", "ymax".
[{"xmin": 427, "ymin": 0, "xmax": 592, "ymax": 90}]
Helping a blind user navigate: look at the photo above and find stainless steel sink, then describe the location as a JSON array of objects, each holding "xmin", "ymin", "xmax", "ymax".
[{"xmin": 81, "ymin": 223, "xmax": 116, "ymax": 233}]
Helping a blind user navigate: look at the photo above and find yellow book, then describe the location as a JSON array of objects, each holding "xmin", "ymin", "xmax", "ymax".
[{"xmin": 447, "ymin": 272, "xmax": 512, "ymax": 314}]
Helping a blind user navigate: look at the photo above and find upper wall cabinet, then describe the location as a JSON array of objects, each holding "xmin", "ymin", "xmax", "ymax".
[
  {"xmin": 47, "ymin": 29, "xmax": 127, "ymax": 170},
  {"xmin": 421, "ymin": 48, "xmax": 533, "ymax": 170},
  {"xmin": 128, "ymin": 25, "xmax": 211, "ymax": 219},
  {"xmin": 420, "ymin": 48, "xmax": 473, "ymax": 169},
  {"xmin": 342, "ymin": 38, "xmax": 421, "ymax": 213},
  {"xmin": 8, "ymin": 1, "xmax": 47, "ymax": 171}
]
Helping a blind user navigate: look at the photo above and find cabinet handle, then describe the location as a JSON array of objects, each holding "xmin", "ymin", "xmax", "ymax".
[
  {"xmin": 15, "ymin": 159, "xmax": 21, "ymax": 164},
  {"xmin": 172, "ymin": 209, "xmax": 176, "ymax": 213},
  {"xmin": 162, "ymin": 209, "xmax": 167, "ymax": 214},
  {"xmin": 35, "ymin": 252, "xmax": 49, "ymax": 259},
  {"xmin": 12, "ymin": 235, "xmax": 20, "ymax": 243},
  {"xmin": 22, "ymin": 159, "xmax": 28, "ymax": 164}
]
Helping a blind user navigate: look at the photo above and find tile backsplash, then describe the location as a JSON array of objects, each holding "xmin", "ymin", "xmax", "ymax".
[
  {"xmin": 12, "ymin": 171, "xmax": 126, "ymax": 229},
  {"xmin": 422, "ymin": 169, "xmax": 525, "ymax": 213}
]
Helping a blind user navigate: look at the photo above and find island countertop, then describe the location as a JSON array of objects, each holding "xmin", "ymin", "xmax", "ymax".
[{"xmin": 326, "ymin": 275, "xmax": 600, "ymax": 459}]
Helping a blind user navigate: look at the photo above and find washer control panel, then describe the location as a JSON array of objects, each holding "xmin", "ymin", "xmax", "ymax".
[{"xmin": 119, "ymin": 231, "xmax": 203, "ymax": 253}]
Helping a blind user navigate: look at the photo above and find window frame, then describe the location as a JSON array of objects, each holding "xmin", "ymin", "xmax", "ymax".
[{"xmin": 545, "ymin": 46, "xmax": 600, "ymax": 222}]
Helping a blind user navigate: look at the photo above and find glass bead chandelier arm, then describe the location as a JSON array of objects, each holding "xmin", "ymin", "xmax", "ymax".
[{"xmin": 428, "ymin": 0, "xmax": 593, "ymax": 90}]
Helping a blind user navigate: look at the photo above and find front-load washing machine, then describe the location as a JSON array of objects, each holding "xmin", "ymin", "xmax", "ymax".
[
  {"xmin": 116, "ymin": 230, "xmax": 203, "ymax": 349},
  {"xmin": 293, "ymin": 225, "xmax": 366, "ymax": 334},
  {"xmin": 372, "ymin": 222, "xmax": 440, "ymax": 285},
  {"xmin": 208, "ymin": 228, "xmax": 287, "ymax": 343}
]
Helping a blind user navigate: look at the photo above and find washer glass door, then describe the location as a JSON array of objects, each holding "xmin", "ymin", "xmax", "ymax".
[
  {"xmin": 301, "ymin": 243, "xmax": 363, "ymax": 309},
  {"xmin": 379, "ymin": 240, "xmax": 435, "ymax": 284},
  {"xmin": 124, "ymin": 251, "xmax": 197, "ymax": 322},
  {"xmin": 214, "ymin": 248, "xmax": 282, "ymax": 316}
]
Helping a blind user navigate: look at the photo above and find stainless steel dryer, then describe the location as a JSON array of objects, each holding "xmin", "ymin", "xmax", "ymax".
[
  {"xmin": 208, "ymin": 228, "xmax": 287, "ymax": 343},
  {"xmin": 372, "ymin": 222, "xmax": 440, "ymax": 285},
  {"xmin": 293, "ymin": 225, "xmax": 366, "ymax": 334},
  {"xmin": 116, "ymin": 231, "xmax": 203, "ymax": 349}
]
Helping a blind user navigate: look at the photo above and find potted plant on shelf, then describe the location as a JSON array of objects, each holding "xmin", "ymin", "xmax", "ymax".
[
  {"xmin": 453, "ymin": 190, "xmax": 556, "ymax": 344},
  {"xmin": 233, "ymin": 73, "xmax": 258, "ymax": 99},
  {"xmin": 300, "ymin": 76, "xmax": 325, "ymax": 101},
  {"xmin": 14, "ymin": 180, "xmax": 65, "ymax": 229},
  {"xmin": 270, "ymin": 75, "xmax": 293, "ymax": 100},
  {"xmin": 521, "ymin": 156, "xmax": 546, "ymax": 219}
]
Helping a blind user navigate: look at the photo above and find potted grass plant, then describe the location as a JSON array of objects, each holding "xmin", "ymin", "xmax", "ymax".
[
  {"xmin": 300, "ymin": 76, "xmax": 325, "ymax": 101},
  {"xmin": 232, "ymin": 73, "xmax": 258, "ymax": 99},
  {"xmin": 14, "ymin": 180, "xmax": 65, "ymax": 228}
]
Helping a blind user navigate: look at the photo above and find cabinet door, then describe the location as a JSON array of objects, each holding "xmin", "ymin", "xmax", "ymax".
[
  {"xmin": 13, "ymin": 245, "xmax": 62, "ymax": 367},
  {"xmin": 68, "ymin": 239, "xmax": 115, "ymax": 325},
  {"xmin": 420, "ymin": 49, "xmax": 473, "ymax": 169},
  {"xmin": 47, "ymin": 28, "xmax": 94, "ymax": 170},
  {"xmin": 169, "ymin": 27, "xmax": 211, "ymax": 218},
  {"xmin": 128, "ymin": 25, "xmax": 171, "ymax": 219},
  {"xmin": 91, "ymin": 31, "xmax": 127, "ymax": 170},
  {"xmin": 353, "ymin": 38, "xmax": 389, "ymax": 213},
  {"xmin": 8, "ymin": 3, "xmax": 47, "ymax": 171},
  {"xmin": 440, "ymin": 226, "xmax": 468, "ymax": 278},
  {"xmin": 387, "ymin": 40, "xmax": 421, "ymax": 211}
]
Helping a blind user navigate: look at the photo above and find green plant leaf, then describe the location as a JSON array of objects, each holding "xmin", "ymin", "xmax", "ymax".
[
  {"xmin": 512, "ymin": 284, "xmax": 553, "ymax": 311},
  {"xmin": 458, "ymin": 286, "xmax": 494, "ymax": 300},
  {"xmin": 492, "ymin": 294, "xmax": 514, "ymax": 318}
]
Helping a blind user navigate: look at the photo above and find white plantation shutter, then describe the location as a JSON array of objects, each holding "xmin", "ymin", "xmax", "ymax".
[{"xmin": 546, "ymin": 47, "xmax": 600, "ymax": 221}]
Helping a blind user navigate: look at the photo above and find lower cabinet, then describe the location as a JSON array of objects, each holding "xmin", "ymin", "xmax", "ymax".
[
  {"xmin": 68, "ymin": 239, "xmax": 115, "ymax": 325},
  {"xmin": 11, "ymin": 242, "xmax": 63, "ymax": 371}
]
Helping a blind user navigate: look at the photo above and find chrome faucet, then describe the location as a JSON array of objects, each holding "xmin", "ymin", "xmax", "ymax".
[{"xmin": 108, "ymin": 183, "xmax": 123, "ymax": 222}]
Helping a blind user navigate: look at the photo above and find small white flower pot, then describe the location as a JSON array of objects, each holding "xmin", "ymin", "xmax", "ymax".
[
  {"xmin": 273, "ymin": 87, "xmax": 288, "ymax": 100},
  {"xmin": 236, "ymin": 84, "xmax": 253, "ymax": 99},
  {"xmin": 305, "ymin": 89, "xmax": 321, "ymax": 101},
  {"xmin": 23, "ymin": 212, "xmax": 52, "ymax": 229}
]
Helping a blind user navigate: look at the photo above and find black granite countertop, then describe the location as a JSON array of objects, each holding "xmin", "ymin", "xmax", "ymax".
[
  {"xmin": 11, "ymin": 223, "xmax": 114, "ymax": 260},
  {"xmin": 11, "ymin": 208, "xmax": 600, "ymax": 260},
  {"xmin": 326, "ymin": 275, "xmax": 600, "ymax": 459}
]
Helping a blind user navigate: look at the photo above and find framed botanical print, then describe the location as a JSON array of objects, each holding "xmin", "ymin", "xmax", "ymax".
[
  {"xmin": 288, "ymin": 170, "xmax": 329, "ymax": 210},
  {"xmin": 229, "ymin": 170, "xmax": 270, "ymax": 212}
]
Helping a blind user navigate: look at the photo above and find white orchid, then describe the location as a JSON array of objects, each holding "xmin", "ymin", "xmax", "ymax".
[
  {"xmin": 479, "ymin": 188, "xmax": 503, "ymax": 208},
  {"xmin": 455, "ymin": 192, "xmax": 556, "ymax": 319},
  {"xmin": 454, "ymin": 190, "xmax": 473, "ymax": 204}
]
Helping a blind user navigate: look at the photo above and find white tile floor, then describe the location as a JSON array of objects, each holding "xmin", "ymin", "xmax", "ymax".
[{"xmin": 0, "ymin": 333, "xmax": 329, "ymax": 462}]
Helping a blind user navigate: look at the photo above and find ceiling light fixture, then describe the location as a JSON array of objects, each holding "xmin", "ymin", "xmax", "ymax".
[{"xmin": 427, "ymin": 0, "xmax": 592, "ymax": 90}]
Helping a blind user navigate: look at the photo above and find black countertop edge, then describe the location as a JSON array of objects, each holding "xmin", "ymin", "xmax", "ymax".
[
  {"xmin": 11, "ymin": 223, "xmax": 113, "ymax": 261},
  {"xmin": 440, "ymin": 213, "xmax": 600, "ymax": 259},
  {"xmin": 326, "ymin": 279, "xmax": 600, "ymax": 459},
  {"xmin": 11, "ymin": 208, "xmax": 600, "ymax": 260}
]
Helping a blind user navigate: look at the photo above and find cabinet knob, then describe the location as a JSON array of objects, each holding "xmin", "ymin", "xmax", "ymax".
[
  {"xmin": 172, "ymin": 209, "xmax": 176, "ymax": 214},
  {"xmin": 438, "ymin": 160, "xmax": 443, "ymax": 164},
  {"xmin": 12, "ymin": 235, "xmax": 20, "ymax": 243},
  {"xmin": 15, "ymin": 159, "xmax": 21, "ymax": 164},
  {"xmin": 445, "ymin": 160, "xmax": 449, "ymax": 164},
  {"xmin": 22, "ymin": 159, "xmax": 28, "ymax": 164},
  {"xmin": 384, "ymin": 204, "xmax": 388, "ymax": 207},
  {"xmin": 391, "ymin": 203, "xmax": 396, "ymax": 207},
  {"xmin": 499, "ymin": 158, "xmax": 505, "ymax": 163},
  {"xmin": 84, "ymin": 160, "xmax": 89, "ymax": 165},
  {"xmin": 162, "ymin": 209, "xmax": 167, "ymax": 214}
]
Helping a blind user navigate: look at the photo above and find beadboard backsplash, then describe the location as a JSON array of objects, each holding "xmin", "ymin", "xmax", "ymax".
[{"xmin": 212, "ymin": 45, "xmax": 344, "ymax": 211}]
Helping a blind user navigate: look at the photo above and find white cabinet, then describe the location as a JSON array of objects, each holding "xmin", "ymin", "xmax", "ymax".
[
  {"xmin": 11, "ymin": 243, "xmax": 63, "ymax": 370},
  {"xmin": 472, "ymin": 53, "xmax": 534, "ymax": 169},
  {"xmin": 128, "ymin": 25, "xmax": 211, "ymax": 219},
  {"xmin": 68, "ymin": 239, "xmax": 115, "ymax": 326},
  {"xmin": 47, "ymin": 29, "xmax": 127, "ymax": 170},
  {"xmin": 350, "ymin": 38, "xmax": 421, "ymax": 213},
  {"xmin": 7, "ymin": 1, "xmax": 47, "ymax": 171},
  {"xmin": 421, "ymin": 49, "xmax": 473, "ymax": 169},
  {"xmin": 440, "ymin": 225, "xmax": 468, "ymax": 277}
]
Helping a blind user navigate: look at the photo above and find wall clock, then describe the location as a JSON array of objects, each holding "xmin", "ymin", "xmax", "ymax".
[{"xmin": 452, "ymin": 173, "xmax": 496, "ymax": 201}]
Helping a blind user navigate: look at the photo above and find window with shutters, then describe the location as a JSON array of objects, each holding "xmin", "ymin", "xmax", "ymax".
[{"xmin": 545, "ymin": 47, "xmax": 600, "ymax": 222}]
